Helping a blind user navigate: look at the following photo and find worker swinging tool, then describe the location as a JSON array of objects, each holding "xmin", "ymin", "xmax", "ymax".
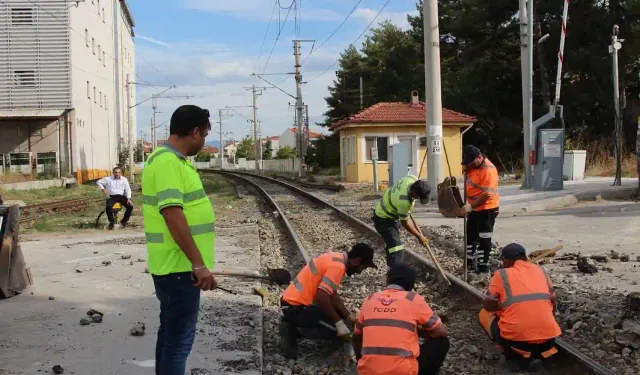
[{"xmin": 372, "ymin": 176, "xmax": 432, "ymax": 268}]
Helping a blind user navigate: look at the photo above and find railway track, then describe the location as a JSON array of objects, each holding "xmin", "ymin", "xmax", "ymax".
[
  {"xmin": 18, "ymin": 197, "xmax": 104, "ymax": 224},
  {"xmin": 207, "ymin": 169, "xmax": 615, "ymax": 375}
]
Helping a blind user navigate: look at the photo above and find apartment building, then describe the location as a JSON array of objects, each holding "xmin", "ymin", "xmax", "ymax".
[{"xmin": 0, "ymin": 0, "xmax": 136, "ymax": 183}]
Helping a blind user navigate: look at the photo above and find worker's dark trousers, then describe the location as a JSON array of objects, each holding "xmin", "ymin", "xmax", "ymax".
[
  {"xmin": 373, "ymin": 214, "xmax": 405, "ymax": 267},
  {"xmin": 106, "ymin": 194, "xmax": 133, "ymax": 224},
  {"xmin": 152, "ymin": 272, "xmax": 200, "ymax": 375},
  {"xmin": 281, "ymin": 300, "xmax": 338, "ymax": 340},
  {"xmin": 489, "ymin": 316, "xmax": 557, "ymax": 369},
  {"xmin": 466, "ymin": 208, "xmax": 499, "ymax": 271},
  {"xmin": 418, "ymin": 337, "xmax": 450, "ymax": 375}
]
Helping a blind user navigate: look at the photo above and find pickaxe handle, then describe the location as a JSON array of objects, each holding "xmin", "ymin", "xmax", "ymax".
[{"xmin": 409, "ymin": 214, "xmax": 452, "ymax": 286}]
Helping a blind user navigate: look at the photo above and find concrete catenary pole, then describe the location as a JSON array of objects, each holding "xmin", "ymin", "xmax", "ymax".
[
  {"xmin": 519, "ymin": 0, "xmax": 532, "ymax": 189},
  {"xmin": 422, "ymin": 0, "xmax": 444, "ymax": 199},
  {"xmin": 152, "ymin": 96, "xmax": 157, "ymax": 151},
  {"xmin": 610, "ymin": 25, "xmax": 623, "ymax": 186},
  {"xmin": 126, "ymin": 78, "xmax": 134, "ymax": 183},
  {"xmin": 252, "ymin": 85, "xmax": 260, "ymax": 172},
  {"xmin": 294, "ymin": 40, "xmax": 305, "ymax": 178},
  {"xmin": 360, "ymin": 76, "xmax": 364, "ymax": 110},
  {"xmin": 219, "ymin": 109, "xmax": 224, "ymax": 169}
]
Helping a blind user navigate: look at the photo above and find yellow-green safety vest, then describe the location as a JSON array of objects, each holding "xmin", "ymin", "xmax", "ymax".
[
  {"xmin": 374, "ymin": 175, "xmax": 417, "ymax": 221},
  {"xmin": 141, "ymin": 146, "xmax": 216, "ymax": 275}
]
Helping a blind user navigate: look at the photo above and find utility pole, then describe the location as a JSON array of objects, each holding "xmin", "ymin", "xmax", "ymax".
[
  {"xmin": 151, "ymin": 92, "xmax": 192, "ymax": 149},
  {"xmin": 152, "ymin": 96, "xmax": 157, "ymax": 150},
  {"xmin": 251, "ymin": 85, "xmax": 260, "ymax": 172},
  {"xmin": 519, "ymin": 0, "xmax": 533, "ymax": 189},
  {"xmin": 126, "ymin": 78, "xmax": 134, "ymax": 183},
  {"xmin": 422, "ymin": 0, "xmax": 444, "ymax": 199},
  {"xmin": 610, "ymin": 25, "xmax": 623, "ymax": 186},
  {"xmin": 218, "ymin": 109, "xmax": 225, "ymax": 169},
  {"xmin": 294, "ymin": 40, "xmax": 305, "ymax": 178},
  {"xmin": 304, "ymin": 104, "xmax": 309, "ymax": 157},
  {"xmin": 360, "ymin": 76, "xmax": 364, "ymax": 110}
]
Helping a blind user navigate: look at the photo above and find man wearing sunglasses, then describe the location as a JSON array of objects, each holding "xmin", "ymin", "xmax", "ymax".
[{"xmin": 142, "ymin": 105, "xmax": 216, "ymax": 375}]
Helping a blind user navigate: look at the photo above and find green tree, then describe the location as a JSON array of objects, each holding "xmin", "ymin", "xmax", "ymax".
[
  {"xmin": 235, "ymin": 136, "xmax": 255, "ymax": 160},
  {"xmin": 263, "ymin": 139, "xmax": 273, "ymax": 160},
  {"xmin": 195, "ymin": 150, "xmax": 211, "ymax": 162},
  {"xmin": 276, "ymin": 145, "xmax": 297, "ymax": 160},
  {"xmin": 306, "ymin": 134, "xmax": 340, "ymax": 170},
  {"xmin": 134, "ymin": 141, "xmax": 144, "ymax": 163}
]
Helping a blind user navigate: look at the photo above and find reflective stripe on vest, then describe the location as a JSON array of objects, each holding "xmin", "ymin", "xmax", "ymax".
[
  {"xmin": 375, "ymin": 176, "xmax": 417, "ymax": 220},
  {"xmin": 145, "ymin": 222, "xmax": 215, "ymax": 243},
  {"xmin": 361, "ymin": 347, "xmax": 414, "ymax": 357},
  {"xmin": 362, "ymin": 318, "xmax": 416, "ymax": 332},
  {"xmin": 498, "ymin": 268, "xmax": 551, "ymax": 308}
]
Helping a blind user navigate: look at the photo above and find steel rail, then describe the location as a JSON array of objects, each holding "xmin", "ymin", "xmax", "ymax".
[
  {"xmin": 207, "ymin": 169, "xmax": 615, "ymax": 375},
  {"xmin": 19, "ymin": 197, "xmax": 104, "ymax": 224}
]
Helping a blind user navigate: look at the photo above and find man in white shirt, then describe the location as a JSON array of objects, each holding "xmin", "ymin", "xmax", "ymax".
[{"xmin": 97, "ymin": 167, "xmax": 133, "ymax": 229}]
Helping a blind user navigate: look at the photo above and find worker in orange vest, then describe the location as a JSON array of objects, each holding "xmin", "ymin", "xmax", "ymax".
[
  {"xmin": 353, "ymin": 264, "xmax": 449, "ymax": 375},
  {"xmin": 461, "ymin": 145, "xmax": 500, "ymax": 274},
  {"xmin": 479, "ymin": 243, "xmax": 562, "ymax": 370},
  {"xmin": 279, "ymin": 243, "xmax": 378, "ymax": 359}
]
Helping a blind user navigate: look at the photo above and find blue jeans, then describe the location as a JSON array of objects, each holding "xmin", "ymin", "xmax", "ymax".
[{"xmin": 152, "ymin": 272, "xmax": 201, "ymax": 375}]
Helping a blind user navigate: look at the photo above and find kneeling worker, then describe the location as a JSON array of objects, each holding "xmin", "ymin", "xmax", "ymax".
[
  {"xmin": 479, "ymin": 243, "xmax": 562, "ymax": 370},
  {"xmin": 353, "ymin": 264, "xmax": 449, "ymax": 375},
  {"xmin": 373, "ymin": 176, "xmax": 431, "ymax": 267},
  {"xmin": 279, "ymin": 243, "xmax": 378, "ymax": 358}
]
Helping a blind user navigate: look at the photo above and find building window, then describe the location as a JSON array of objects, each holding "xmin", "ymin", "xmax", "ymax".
[
  {"xmin": 85, "ymin": 29, "xmax": 89, "ymax": 46},
  {"xmin": 365, "ymin": 136, "xmax": 389, "ymax": 162},
  {"xmin": 10, "ymin": 153, "xmax": 30, "ymax": 166},
  {"xmin": 92, "ymin": 38, "xmax": 95, "ymax": 54},
  {"xmin": 98, "ymin": 45, "xmax": 101, "ymax": 60},
  {"xmin": 102, "ymin": 8, "xmax": 105, "ymax": 22},
  {"xmin": 11, "ymin": 8, "xmax": 33, "ymax": 25},
  {"xmin": 103, "ymin": 51, "xmax": 106, "ymax": 66},
  {"xmin": 97, "ymin": 0, "xmax": 100, "ymax": 14},
  {"xmin": 99, "ymin": 91, "xmax": 102, "ymax": 107},
  {"xmin": 87, "ymin": 81, "xmax": 90, "ymax": 98},
  {"xmin": 93, "ymin": 87, "xmax": 96, "ymax": 103},
  {"xmin": 13, "ymin": 70, "xmax": 35, "ymax": 87}
]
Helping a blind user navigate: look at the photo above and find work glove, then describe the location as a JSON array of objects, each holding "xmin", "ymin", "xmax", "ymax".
[
  {"xmin": 335, "ymin": 320, "xmax": 352, "ymax": 341},
  {"xmin": 462, "ymin": 204, "xmax": 472, "ymax": 213},
  {"xmin": 421, "ymin": 237, "xmax": 429, "ymax": 247}
]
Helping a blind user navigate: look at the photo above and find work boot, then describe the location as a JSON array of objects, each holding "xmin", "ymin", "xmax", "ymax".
[
  {"xmin": 120, "ymin": 221, "xmax": 128, "ymax": 228},
  {"xmin": 279, "ymin": 320, "xmax": 299, "ymax": 359},
  {"xmin": 107, "ymin": 222, "xmax": 115, "ymax": 230}
]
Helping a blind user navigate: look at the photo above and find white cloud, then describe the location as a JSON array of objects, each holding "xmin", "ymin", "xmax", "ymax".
[
  {"xmin": 354, "ymin": 8, "xmax": 418, "ymax": 30},
  {"xmin": 136, "ymin": 35, "xmax": 172, "ymax": 48},
  {"xmin": 134, "ymin": 40, "xmax": 338, "ymax": 142}
]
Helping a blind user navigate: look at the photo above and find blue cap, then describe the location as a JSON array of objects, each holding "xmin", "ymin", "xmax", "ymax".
[{"xmin": 500, "ymin": 243, "xmax": 527, "ymax": 260}]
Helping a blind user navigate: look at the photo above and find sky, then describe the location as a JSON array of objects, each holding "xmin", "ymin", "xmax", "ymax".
[{"xmin": 128, "ymin": 0, "xmax": 419, "ymax": 144}]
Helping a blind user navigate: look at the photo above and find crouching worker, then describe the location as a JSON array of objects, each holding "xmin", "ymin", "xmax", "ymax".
[
  {"xmin": 479, "ymin": 243, "xmax": 562, "ymax": 370},
  {"xmin": 279, "ymin": 243, "xmax": 378, "ymax": 359},
  {"xmin": 353, "ymin": 264, "xmax": 449, "ymax": 375}
]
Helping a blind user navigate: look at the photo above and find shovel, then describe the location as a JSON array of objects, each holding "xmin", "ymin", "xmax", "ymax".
[{"xmin": 212, "ymin": 268, "xmax": 292, "ymax": 286}]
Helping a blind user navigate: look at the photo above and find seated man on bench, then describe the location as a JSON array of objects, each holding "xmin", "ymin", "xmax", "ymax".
[{"xmin": 97, "ymin": 167, "xmax": 133, "ymax": 229}]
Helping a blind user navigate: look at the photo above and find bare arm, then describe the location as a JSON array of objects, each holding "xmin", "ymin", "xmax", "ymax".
[
  {"xmin": 314, "ymin": 289, "xmax": 342, "ymax": 323},
  {"xmin": 332, "ymin": 292, "xmax": 351, "ymax": 320},
  {"xmin": 97, "ymin": 178, "xmax": 109, "ymax": 197},
  {"xmin": 483, "ymin": 294, "xmax": 502, "ymax": 312},
  {"xmin": 124, "ymin": 179, "xmax": 132, "ymax": 199},
  {"xmin": 470, "ymin": 194, "xmax": 490, "ymax": 210},
  {"xmin": 401, "ymin": 219, "xmax": 423, "ymax": 239},
  {"xmin": 418, "ymin": 323, "xmax": 448, "ymax": 339}
]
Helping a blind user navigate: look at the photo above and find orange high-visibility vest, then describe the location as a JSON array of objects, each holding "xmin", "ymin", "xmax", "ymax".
[
  {"xmin": 488, "ymin": 261, "xmax": 562, "ymax": 342},
  {"xmin": 354, "ymin": 285, "xmax": 442, "ymax": 375},
  {"xmin": 466, "ymin": 157, "xmax": 499, "ymax": 211},
  {"xmin": 282, "ymin": 252, "xmax": 347, "ymax": 306}
]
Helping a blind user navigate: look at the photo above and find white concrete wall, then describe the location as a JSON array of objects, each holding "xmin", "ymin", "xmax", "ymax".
[
  {"xmin": 279, "ymin": 129, "xmax": 296, "ymax": 149},
  {"xmin": 69, "ymin": 0, "xmax": 135, "ymax": 173},
  {"xmin": 262, "ymin": 159, "xmax": 300, "ymax": 174}
]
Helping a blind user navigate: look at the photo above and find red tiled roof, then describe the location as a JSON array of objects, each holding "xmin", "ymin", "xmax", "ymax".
[
  {"xmin": 289, "ymin": 128, "xmax": 322, "ymax": 138},
  {"xmin": 206, "ymin": 146, "xmax": 219, "ymax": 154},
  {"xmin": 268, "ymin": 136, "xmax": 279, "ymax": 140},
  {"xmin": 329, "ymin": 102, "xmax": 476, "ymax": 130}
]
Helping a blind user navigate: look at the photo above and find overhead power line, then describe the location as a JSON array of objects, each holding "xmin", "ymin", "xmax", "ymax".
[
  {"xmin": 262, "ymin": 0, "xmax": 295, "ymax": 74},
  {"xmin": 306, "ymin": 0, "xmax": 392, "ymax": 84},
  {"xmin": 301, "ymin": 0, "xmax": 364, "ymax": 66},
  {"xmin": 254, "ymin": 0, "xmax": 279, "ymax": 74}
]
